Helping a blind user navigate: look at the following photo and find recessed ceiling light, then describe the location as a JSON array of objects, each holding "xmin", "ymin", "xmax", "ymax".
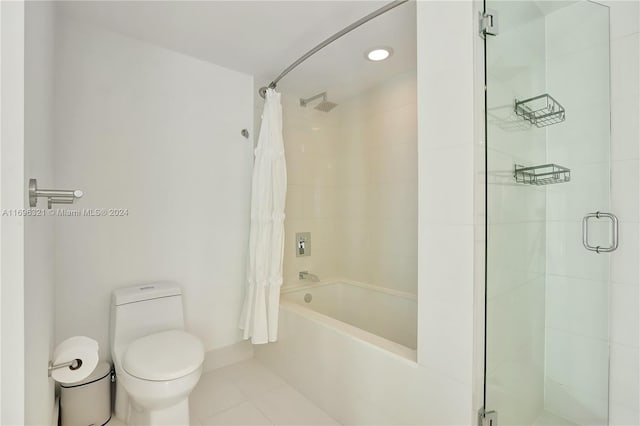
[{"xmin": 365, "ymin": 47, "xmax": 393, "ymax": 62}]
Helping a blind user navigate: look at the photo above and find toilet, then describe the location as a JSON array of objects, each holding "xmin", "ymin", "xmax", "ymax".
[{"xmin": 110, "ymin": 282, "xmax": 204, "ymax": 425}]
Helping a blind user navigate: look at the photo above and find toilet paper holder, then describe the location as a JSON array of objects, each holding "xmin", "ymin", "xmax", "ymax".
[{"xmin": 48, "ymin": 358, "xmax": 83, "ymax": 377}]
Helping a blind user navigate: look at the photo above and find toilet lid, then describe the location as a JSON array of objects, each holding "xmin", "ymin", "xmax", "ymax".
[{"xmin": 123, "ymin": 330, "xmax": 204, "ymax": 381}]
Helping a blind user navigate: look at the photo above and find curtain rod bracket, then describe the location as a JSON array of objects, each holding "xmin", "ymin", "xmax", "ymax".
[{"xmin": 259, "ymin": 82, "xmax": 278, "ymax": 99}]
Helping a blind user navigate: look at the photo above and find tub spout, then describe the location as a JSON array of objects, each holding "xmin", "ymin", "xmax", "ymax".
[{"xmin": 299, "ymin": 271, "xmax": 320, "ymax": 282}]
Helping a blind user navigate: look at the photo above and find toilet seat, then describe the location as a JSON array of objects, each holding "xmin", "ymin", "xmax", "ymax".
[{"xmin": 123, "ymin": 330, "xmax": 204, "ymax": 381}]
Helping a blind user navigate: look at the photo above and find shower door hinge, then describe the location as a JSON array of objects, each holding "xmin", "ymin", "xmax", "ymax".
[
  {"xmin": 478, "ymin": 408, "xmax": 498, "ymax": 426},
  {"xmin": 479, "ymin": 10, "xmax": 499, "ymax": 38}
]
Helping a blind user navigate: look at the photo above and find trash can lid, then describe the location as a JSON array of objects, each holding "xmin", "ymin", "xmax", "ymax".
[{"xmin": 60, "ymin": 362, "xmax": 111, "ymax": 388}]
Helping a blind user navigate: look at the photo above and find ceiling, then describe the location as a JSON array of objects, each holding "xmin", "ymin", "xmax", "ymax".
[{"xmin": 58, "ymin": 1, "xmax": 417, "ymax": 102}]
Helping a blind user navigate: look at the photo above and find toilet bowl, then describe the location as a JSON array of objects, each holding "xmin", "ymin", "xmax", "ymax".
[{"xmin": 110, "ymin": 283, "xmax": 204, "ymax": 425}]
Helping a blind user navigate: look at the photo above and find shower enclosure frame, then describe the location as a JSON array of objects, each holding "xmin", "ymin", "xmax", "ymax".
[{"xmin": 480, "ymin": 1, "xmax": 615, "ymax": 425}]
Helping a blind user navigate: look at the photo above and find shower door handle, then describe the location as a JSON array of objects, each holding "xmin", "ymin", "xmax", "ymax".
[{"xmin": 582, "ymin": 212, "xmax": 619, "ymax": 253}]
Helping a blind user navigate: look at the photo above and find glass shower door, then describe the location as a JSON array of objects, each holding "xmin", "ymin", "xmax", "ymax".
[{"xmin": 484, "ymin": 1, "xmax": 612, "ymax": 425}]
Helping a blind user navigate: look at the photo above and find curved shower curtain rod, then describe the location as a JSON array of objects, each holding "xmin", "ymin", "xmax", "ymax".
[{"xmin": 258, "ymin": 0, "xmax": 410, "ymax": 99}]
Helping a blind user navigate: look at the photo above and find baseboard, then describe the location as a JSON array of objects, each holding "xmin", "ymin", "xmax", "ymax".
[{"xmin": 203, "ymin": 340, "xmax": 254, "ymax": 372}]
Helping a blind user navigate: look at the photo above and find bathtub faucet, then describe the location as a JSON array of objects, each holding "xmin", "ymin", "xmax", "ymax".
[{"xmin": 298, "ymin": 271, "xmax": 320, "ymax": 282}]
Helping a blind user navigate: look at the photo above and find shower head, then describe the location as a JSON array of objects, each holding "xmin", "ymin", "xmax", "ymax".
[
  {"xmin": 314, "ymin": 99, "xmax": 338, "ymax": 113},
  {"xmin": 300, "ymin": 92, "xmax": 338, "ymax": 113}
]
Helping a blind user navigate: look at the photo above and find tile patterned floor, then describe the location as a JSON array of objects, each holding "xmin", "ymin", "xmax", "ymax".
[
  {"xmin": 107, "ymin": 359, "xmax": 340, "ymax": 426},
  {"xmin": 191, "ymin": 359, "xmax": 339, "ymax": 426}
]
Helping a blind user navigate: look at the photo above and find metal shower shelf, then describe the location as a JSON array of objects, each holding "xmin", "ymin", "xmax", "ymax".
[
  {"xmin": 514, "ymin": 163, "xmax": 571, "ymax": 185},
  {"xmin": 514, "ymin": 93, "xmax": 565, "ymax": 128}
]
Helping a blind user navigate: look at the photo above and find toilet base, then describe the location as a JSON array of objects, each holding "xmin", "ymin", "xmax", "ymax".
[{"xmin": 128, "ymin": 398, "xmax": 190, "ymax": 426}]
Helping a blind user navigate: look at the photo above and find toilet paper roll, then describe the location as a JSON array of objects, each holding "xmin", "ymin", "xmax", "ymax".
[{"xmin": 51, "ymin": 336, "xmax": 99, "ymax": 384}]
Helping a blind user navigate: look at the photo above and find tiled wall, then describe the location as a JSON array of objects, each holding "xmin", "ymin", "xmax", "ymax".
[
  {"xmin": 544, "ymin": 3, "xmax": 611, "ymax": 423},
  {"xmin": 484, "ymin": 4, "xmax": 547, "ymax": 423},
  {"xmin": 417, "ymin": 2, "xmax": 477, "ymax": 421},
  {"xmin": 282, "ymin": 72, "xmax": 418, "ymax": 296},
  {"xmin": 334, "ymin": 71, "xmax": 417, "ymax": 294},
  {"xmin": 281, "ymin": 94, "xmax": 340, "ymax": 287},
  {"xmin": 603, "ymin": 0, "xmax": 640, "ymax": 423}
]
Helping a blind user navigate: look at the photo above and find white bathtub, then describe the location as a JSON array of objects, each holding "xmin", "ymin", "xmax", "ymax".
[
  {"xmin": 255, "ymin": 280, "xmax": 468, "ymax": 425},
  {"xmin": 280, "ymin": 280, "xmax": 417, "ymax": 350}
]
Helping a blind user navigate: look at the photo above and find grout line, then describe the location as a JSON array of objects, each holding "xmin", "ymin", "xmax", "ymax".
[
  {"xmin": 610, "ymin": 340, "xmax": 640, "ymax": 351},
  {"xmin": 544, "ymin": 324, "xmax": 609, "ymax": 344},
  {"xmin": 196, "ymin": 397, "xmax": 250, "ymax": 425},
  {"xmin": 192, "ymin": 378, "xmax": 248, "ymax": 424},
  {"xmin": 246, "ymin": 390, "xmax": 278, "ymax": 426}
]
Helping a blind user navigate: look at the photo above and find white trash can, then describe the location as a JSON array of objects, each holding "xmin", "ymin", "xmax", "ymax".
[{"xmin": 60, "ymin": 362, "xmax": 112, "ymax": 426}]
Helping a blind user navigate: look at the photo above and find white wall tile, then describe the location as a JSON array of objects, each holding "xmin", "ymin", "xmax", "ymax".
[
  {"xmin": 416, "ymin": 2, "xmax": 478, "ymax": 423},
  {"xmin": 282, "ymin": 71, "xmax": 417, "ymax": 297},
  {"xmin": 611, "ymin": 95, "xmax": 640, "ymax": 161},
  {"xmin": 610, "ymin": 343, "xmax": 640, "ymax": 412},
  {"xmin": 610, "ymin": 402, "xmax": 640, "ymax": 426},
  {"xmin": 600, "ymin": 0, "xmax": 640, "ymax": 39},
  {"xmin": 611, "ymin": 221, "xmax": 640, "ymax": 286},
  {"xmin": 611, "ymin": 33, "xmax": 640, "ymax": 101},
  {"xmin": 545, "ymin": 275, "xmax": 609, "ymax": 341},
  {"xmin": 545, "ymin": 0, "xmax": 610, "ymax": 59},
  {"xmin": 421, "ymin": 145, "xmax": 475, "ymax": 225},
  {"xmin": 608, "ymin": 1, "xmax": 640, "ymax": 421},
  {"xmin": 610, "ymin": 282, "xmax": 639, "ymax": 347},
  {"xmin": 544, "ymin": 329, "xmax": 609, "ymax": 422},
  {"xmin": 419, "ymin": 224, "xmax": 474, "ymax": 384},
  {"xmin": 485, "ymin": 344, "xmax": 544, "ymax": 425},
  {"xmin": 612, "ymin": 160, "xmax": 640, "ymax": 222},
  {"xmin": 546, "ymin": 220, "xmax": 610, "ymax": 282}
]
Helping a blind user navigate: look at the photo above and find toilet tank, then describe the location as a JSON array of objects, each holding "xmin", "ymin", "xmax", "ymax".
[{"xmin": 110, "ymin": 282, "xmax": 186, "ymax": 354}]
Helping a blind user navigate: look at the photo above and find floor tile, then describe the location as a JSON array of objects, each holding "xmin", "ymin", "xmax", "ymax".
[
  {"xmin": 189, "ymin": 372, "xmax": 247, "ymax": 421},
  {"xmin": 252, "ymin": 384, "xmax": 339, "ymax": 426},
  {"xmin": 214, "ymin": 359, "xmax": 286, "ymax": 399},
  {"xmin": 200, "ymin": 401, "xmax": 273, "ymax": 426}
]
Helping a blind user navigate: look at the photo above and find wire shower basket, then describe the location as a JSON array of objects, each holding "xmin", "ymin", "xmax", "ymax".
[
  {"xmin": 514, "ymin": 94, "xmax": 565, "ymax": 128},
  {"xmin": 514, "ymin": 163, "xmax": 571, "ymax": 185}
]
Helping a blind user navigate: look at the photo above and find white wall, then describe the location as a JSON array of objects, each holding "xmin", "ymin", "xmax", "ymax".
[
  {"xmin": 0, "ymin": 1, "xmax": 25, "ymax": 424},
  {"xmin": 53, "ymin": 17, "xmax": 254, "ymax": 361},
  {"xmin": 417, "ymin": 0, "xmax": 479, "ymax": 423},
  {"xmin": 281, "ymin": 70, "xmax": 417, "ymax": 297},
  {"xmin": 24, "ymin": 2, "xmax": 56, "ymax": 424},
  {"xmin": 281, "ymin": 93, "xmax": 340, "ymax": 287},
  {"xmin": 603, "ymin": 1, "xmax": 640, "ymax": 423},
  {"xmin": 335, "ymin": 71, "xmax": 417, "ymax": 295}
]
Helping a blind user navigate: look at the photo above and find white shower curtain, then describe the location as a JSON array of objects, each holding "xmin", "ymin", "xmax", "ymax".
[{"xmin": 239, "ymin": 88, "xmax": 287, "ymax": 344}]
